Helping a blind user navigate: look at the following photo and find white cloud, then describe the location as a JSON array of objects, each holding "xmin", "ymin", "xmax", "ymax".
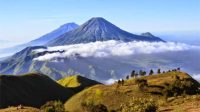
[
  {"xmin": 104, "ymin": 78, "xmax": 117, "ymax": 85},
  {"xmin": 192, "ymin": 74, "xmax": 200, "ymax": 82},
  {"xmin": 33, "ymin": 40, "xmax": 200, "ymax": 61}
]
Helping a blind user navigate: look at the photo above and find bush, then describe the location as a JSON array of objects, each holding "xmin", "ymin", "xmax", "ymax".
[
  {"xmin": 40, "ymin": 100, "xmax": 65, "ymax": 112},
  {"xmin": 135, "ymin": 79, "xmax": 148, "ymax": 91},
  {"xmin": 139, "ymin": 70, "xmax": 146, "ymax": 76},
  {"xmin": 120, "ymin": 97, "xmax": 157, "ymax": 112},
  {"xmin": 81, "ymin": 102, "xmax": 108, "ymax": 112},
  {"xmin": 162, "ymin": 78, "xmax": 199, "ymax": 98}
]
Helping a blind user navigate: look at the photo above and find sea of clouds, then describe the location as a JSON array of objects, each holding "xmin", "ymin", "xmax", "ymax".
[
  {"xmin": 33, "ymin": 40, "xmax": 199, "ymax": 61},
  {"xmin": 192, "ymin": 74, "xmax": 200, "ymax": 82}
]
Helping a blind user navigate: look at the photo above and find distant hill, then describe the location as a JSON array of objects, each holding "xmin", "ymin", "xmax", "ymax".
[
  {"xmin": 47, "ymin": 17, "xmax": 164, "ymax": 46},
  {"xmin": 0, "ymin": 73, "xmax": 74, "ymax": 108},
  {"xmin": 57, "ymin": 75, "xmax": 101, "ymax": 92},
  {"xmin": 64, "ymin": 71, "xmax": 200, "ymax": 112},
  {"xmin": 0, "ymin": 23, "xmax": 79, "ymax": 57},
  {"xmin": 0, "ymin": 46, "xmax": 77, "ymax": 80},
  {"xmin": 0, "ymin": 45, "xmax": 138, "ymax": 81}
]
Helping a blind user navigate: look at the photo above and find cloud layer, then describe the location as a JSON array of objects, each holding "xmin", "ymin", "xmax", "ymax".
[
  {"xmin": 192, "ymin": 74, "xmax": 200, "ymax": 81},
  {"xmin": 33, "ymin": 40, "xmax": 199, "ymax": 61}
]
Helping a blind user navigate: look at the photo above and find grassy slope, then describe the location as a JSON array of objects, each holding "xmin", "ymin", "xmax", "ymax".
[
  {"xmin": 64, "ymin": 71, "xmax": 200, "ymax": 112},
  {"xmin": 0, "ymin": 73, "xmax": 74, "ymax": 109},
  {"xmin": 57, "ymin": 75, "xmax": 100, "ymax": 93},
  {"xmin": 0, "ymin": 106, "xmax": 40, "ymax": 112}
]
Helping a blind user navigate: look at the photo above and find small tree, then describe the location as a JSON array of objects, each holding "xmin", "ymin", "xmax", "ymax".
[
  {"xmin": 143, "ymin": 71, "xmax": 146, "ymax": 76},
  {"xmin": 126, "ymin": 75, "xmax": 129, "ymax": 80},
  {"xmin": 139, "ymin": 70, "xmax": 143, "ymax": 76},
  {"xmin": 140, "ymin": 70, "xmax": 146, "ymax": 76},
  {"xmin": 149, "ymin": 69, "xmax": 154, "ymax": 75},
  {"xmin": 117, "ymin": 80, "xmax": 121, "ymax": 85},
  {"xmin": 157, "ymin": 69, "xmax": 161, "ymax": 74},
  {"xmin": 121, "ymin": 79, "xmax": 124, "ymax": 86},
  {"xmin": 131, "ymin": 70, "xmax": 135, "ymax": 77}
]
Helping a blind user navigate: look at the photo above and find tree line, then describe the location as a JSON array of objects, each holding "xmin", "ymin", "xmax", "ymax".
[{"xmin": 117, "ymin": 67, "xmax": 181, "ymax": 86}]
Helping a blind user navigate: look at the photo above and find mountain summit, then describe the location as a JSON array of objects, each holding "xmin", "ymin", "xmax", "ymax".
[
  {"xmin": 140, "ymin": 32, "xmax": 156, "ymax": 38},
  {"xmin": 29, "ymin": 22, "xmax": 79, "ymax": 45},
  {"xmin": 47, "ymin": 17, "xmax": 164, "ymax": 46}
]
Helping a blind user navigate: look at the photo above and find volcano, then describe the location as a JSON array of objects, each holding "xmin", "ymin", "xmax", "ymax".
[{"xmin": 47, "ymin": 17, "xmax": 164, "ymax": 46}]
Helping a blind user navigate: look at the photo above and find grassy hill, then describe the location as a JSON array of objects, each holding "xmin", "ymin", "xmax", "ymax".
[
  {"xmin": 64, "ymin": 71, "xmax": 200, "ymax": 112},
  {"xmin": 0, "ymin": 73, "xmax": 74, "ymax": 109},
  {"xmin": 0, "ymin": 71, "xmax": 199, "ymax": 111},
  {"xmin": 57, "ymin": 75, "xmax": 100, "ymax": 92},
  {"xmin": 0, "ymin": 106, "xmax": 40, "ymax": 112}
]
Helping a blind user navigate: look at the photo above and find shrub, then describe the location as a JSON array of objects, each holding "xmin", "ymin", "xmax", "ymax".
[
  {"xmin": 162, "ymin": 78, "xmax": 199, "ymax": 99},
  {"xmin": 135, "ymin": 79, "xmax": 148, "ymax": 91},
  {"xmin": 120, "ymin": 97, "xmax": 157, "ymax": 112},
  {"xmin": 139, "ymin": 70, "xmax": 146, "ymax": 76},
  {"xmin": 81, "ymin": 102, "xmax": 108, "ymax": 112},
  {"xmin": 126, "ymin": 75, "xmax": 129, "ymax": 80},
  {"xmin": 40, "ymin": 100, "xmax": 65, "ymax": 112}
]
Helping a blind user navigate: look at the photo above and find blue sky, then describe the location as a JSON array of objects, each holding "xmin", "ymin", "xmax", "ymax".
[{"xmin": 0, "ymin": 0, "xmax": 199, "ymax": 43}]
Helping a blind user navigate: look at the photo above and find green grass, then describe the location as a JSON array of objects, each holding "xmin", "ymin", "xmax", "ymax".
[
  {"xmin": 57, "ymin": 75, "xmax": 82, "ymax": 88},
  {"xmin": 57, "ymin": 75, "xmax": 100, "ymax": 93},
  {"xmin": 57, "ymin": 75, "xmax": 100, "ymax": 88}
]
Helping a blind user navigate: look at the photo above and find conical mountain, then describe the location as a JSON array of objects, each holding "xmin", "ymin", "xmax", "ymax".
[{"xmin": 47, "ymin": 17, "xmax": 164, "ymax": 46}]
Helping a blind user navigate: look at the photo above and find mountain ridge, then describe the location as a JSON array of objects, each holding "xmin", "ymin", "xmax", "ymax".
[
  {"xmin": 0, "ymin": 23, "xmax": 79, "ymax": 57},
  {"xmin": 29, "ymin": 22, "xmax": 79, "ymax": 45}
]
